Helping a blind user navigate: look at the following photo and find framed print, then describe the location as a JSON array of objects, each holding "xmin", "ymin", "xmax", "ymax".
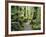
[{"xmin": 5, "ymin": 1, "xmax": 45, "ymax": 36}]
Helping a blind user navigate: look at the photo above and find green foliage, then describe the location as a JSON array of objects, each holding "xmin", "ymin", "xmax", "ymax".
[{"xmin": 11, "ymin": 6, "xmax": 41, "ymax": 31}]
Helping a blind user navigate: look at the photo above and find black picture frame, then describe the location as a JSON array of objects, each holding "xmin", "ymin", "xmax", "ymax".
[{"xmin": 5, "ymin": 1, "xmax": 45, "ymax": 37}]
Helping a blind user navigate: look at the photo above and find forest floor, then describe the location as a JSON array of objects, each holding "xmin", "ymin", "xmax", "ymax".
[{"xmin": 23, "ymin": 20, "xmax": 32, "ymax": 30}]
